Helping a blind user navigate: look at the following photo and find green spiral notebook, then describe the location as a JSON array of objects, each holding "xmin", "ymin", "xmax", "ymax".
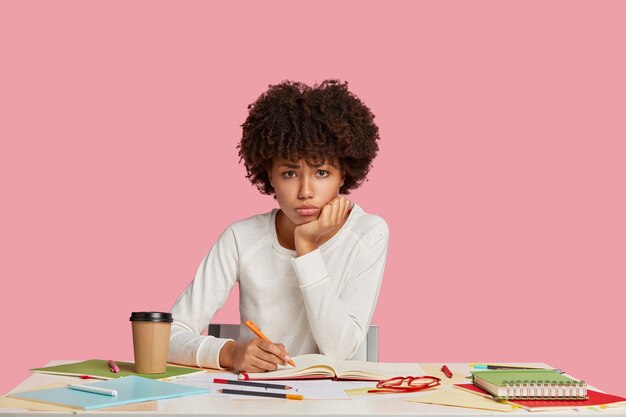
[
  {"xmin": 9, "ymin": 376, "xmax": 210, "ymax": 410},
  {"xmin": 472, "ymin": 369, "xmax": 587, "ymax": 400}
]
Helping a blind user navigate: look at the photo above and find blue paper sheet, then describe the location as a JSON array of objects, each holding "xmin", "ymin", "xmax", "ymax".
[{"xmin": 9, "ymin": 375, "xmax": 210, "ymax": 410}]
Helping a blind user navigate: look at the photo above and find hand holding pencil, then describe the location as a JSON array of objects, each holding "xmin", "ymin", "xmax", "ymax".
[
  {"xmin": 245, "ymin": 321, "xmax": 296, "ymax": 367},
  {"xmin": 218, "ymin": 321, "xmax": 295, "ymax": 372}
]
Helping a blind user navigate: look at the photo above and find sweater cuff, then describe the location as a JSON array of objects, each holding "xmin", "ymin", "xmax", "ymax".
[
  {"xmin": 290, "ymin": 249, "xmax": 329, "ymax": 288},
  {"xmin": 196, "ymin": 337, "xmax": 233, "ymax": 370}
]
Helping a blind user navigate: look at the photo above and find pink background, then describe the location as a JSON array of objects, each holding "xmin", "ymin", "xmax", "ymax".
[{"xmin": 1, "ymin": 1, "xmax": 625, "ymax": 396}]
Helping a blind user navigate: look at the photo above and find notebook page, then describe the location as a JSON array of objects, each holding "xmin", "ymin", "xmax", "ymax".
[
  {"xmin": 241, "ymin": 354, "xmax": 337, "ymax": 379},
  {"xmin": 335, "ymin": 360, "xmax": 425, "ymax": 380}
]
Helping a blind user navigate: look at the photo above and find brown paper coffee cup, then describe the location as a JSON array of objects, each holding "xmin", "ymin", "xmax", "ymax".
[{"xmin": 129, "ymin": 312, "xmax": 173, "ymax": 374}]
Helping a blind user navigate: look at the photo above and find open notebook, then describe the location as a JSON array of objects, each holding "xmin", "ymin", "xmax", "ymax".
[{"xmin": 239, "ymin": 354, "xmax": 424, "ymax": 381}]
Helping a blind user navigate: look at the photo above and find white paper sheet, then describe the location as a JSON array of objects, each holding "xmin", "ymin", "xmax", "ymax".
[{"xmin": 171, "ymin": 372, "xmax": 350, "ymax": 400}]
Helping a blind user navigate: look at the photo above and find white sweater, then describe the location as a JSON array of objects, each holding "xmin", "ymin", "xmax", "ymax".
[{"xmin": 168, "ymin": 203, "xmax": 389, "ymax": 369}]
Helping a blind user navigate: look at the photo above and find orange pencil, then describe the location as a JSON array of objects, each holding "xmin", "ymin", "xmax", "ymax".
[{"xmin": 244, "ymin": 320, "xmax": 296, "ymax": 367}]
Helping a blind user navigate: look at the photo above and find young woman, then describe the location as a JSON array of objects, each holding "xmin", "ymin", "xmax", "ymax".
[{"xmin": 169, "ymin": 80, "xmax": 388, "ymax": 373}]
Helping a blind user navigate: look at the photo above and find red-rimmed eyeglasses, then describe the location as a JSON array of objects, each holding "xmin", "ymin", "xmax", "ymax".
[{"xmin": 368, "ymin": 376, "xmax": 442, "ymax": 394}]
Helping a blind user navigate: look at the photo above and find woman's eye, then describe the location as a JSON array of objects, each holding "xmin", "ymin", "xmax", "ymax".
[
  {"xmin": 282, "ymin": 171, "xmax": 296, "ymax": 178},
  {"xmin": 318, "ymin": 170, "xmax": 329, "ymax": 177}
]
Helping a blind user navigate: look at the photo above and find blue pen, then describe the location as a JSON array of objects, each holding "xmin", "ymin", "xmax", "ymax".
[{"xmin": 471, "ymin": 364, "xmax": 564, "ymax": 373}]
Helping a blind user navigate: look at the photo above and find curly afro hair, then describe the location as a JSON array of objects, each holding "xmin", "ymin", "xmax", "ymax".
[{"xmin": 238, "ymin": 79, "xmax": 380, "ymax": 195}]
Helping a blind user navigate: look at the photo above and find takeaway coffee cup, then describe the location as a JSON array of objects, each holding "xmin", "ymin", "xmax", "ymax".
[{"xmin": 129, "ymin": 312, "xmax": 173, "ymax": 374}]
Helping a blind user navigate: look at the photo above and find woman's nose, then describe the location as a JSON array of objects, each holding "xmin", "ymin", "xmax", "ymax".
[{"xmin": 298, "ymin": 177, "xmax": 313, "ymax": 199}]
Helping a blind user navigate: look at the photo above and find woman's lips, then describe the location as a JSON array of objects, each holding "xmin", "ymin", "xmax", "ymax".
[{"xmin": 295, "ymin": 207, "xmax": 320, "ymax": 216}]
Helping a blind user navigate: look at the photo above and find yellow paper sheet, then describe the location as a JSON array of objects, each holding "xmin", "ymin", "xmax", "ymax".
[
  {"xmin": 1, "ymin": 384, "xmax": 74, "ymax": 412},
  {"xmin": 405, "ymin": 388, "xmax": 517, "ymax": 412},
  {"xmin": 419, "ymin": 363, "xmax": 471, "ymax": 386}
]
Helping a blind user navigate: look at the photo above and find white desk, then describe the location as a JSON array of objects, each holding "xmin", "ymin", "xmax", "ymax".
[{"xmin": 3, "ymin": 362, "xmax": 624, "ymax": 417}]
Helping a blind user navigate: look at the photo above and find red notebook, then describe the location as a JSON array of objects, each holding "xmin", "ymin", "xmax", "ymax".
[{"xmin": 455, "ymin": 383, "xmax": 626, "ymax": 412}]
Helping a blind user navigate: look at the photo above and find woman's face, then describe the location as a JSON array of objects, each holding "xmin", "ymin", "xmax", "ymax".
[{"xmin": 269, "ymin": 158, "xmax": 344, "ymax": 226}]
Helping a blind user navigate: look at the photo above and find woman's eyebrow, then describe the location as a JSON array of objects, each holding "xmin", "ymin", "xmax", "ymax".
[
  {"xmin": 277, "ymin": 161, "xmax": 336, "ymax": 168},
  {"xmin": 279, "ymin": 163, "xmax": 301, "ymax": 168},
  {"xmin": 307, "ymin": 161, "xmax": 336, "ymax": 168}
]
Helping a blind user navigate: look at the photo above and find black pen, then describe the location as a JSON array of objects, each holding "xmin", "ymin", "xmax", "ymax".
[
  {"xmin": 213, "ymin": 378, "xmax": 293, "ymax": 390},
  {"xmin": 218, "ymin": 388, "xmax": 303, "ymax": 400}
]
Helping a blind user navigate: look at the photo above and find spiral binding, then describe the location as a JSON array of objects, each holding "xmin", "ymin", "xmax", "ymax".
[{"xmin": 501, "ymin": 379, "xmax": 587, "ymax": 400}]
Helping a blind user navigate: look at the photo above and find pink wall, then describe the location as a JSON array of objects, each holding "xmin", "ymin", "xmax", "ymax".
[{"xmin": 1, "ymin": 1, "xmax": 625, "ymax": 396}]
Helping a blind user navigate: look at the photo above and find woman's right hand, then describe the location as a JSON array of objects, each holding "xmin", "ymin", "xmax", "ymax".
[{"xmin": 218, "ymin": 339, "xmax": 291, "ymax": 372}]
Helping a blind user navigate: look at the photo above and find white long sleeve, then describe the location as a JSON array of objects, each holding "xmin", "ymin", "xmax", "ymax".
[
  {"xmin": 168, "ymin": 226, "xmax": 239, "ymax": 369},
  {"xmin": 168, "ymin": 204, "xmax": 389, "ymax": 369},
  {"xmin": 290, "ymin": 217, "xmax": 388, "ymax": 359}
]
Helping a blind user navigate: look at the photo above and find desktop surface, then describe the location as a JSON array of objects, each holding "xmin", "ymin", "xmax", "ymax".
[{"xmin": 3, "ymin": 362, "xmax": 624, "ymax": 417}]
